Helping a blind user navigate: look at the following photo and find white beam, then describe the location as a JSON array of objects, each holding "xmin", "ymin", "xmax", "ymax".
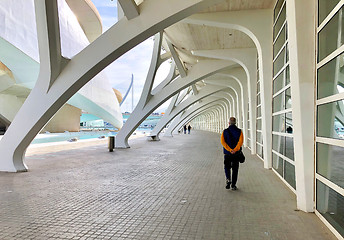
[
  {"xmin": 166, "ymin": 39, "xmax": 187, "ymax": 77},
  {"xmin": 117, "ymin": 0, "xmax": 139, "ymax": 20}
]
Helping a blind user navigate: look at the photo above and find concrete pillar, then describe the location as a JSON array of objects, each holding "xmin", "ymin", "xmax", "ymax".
[{"xmin": 286, "ymin": 0, "xmax": 316, "ymax": 212}]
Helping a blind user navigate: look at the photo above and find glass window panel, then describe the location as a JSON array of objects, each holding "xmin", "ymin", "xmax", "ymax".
[
  {"xmin": 274, "ymin": 5, "xmax": 286, "ymax": 40},
  {"xmin": 257, "ymin": 94, "xmax": 261, "ymax": 105},
  {"xmin": 286, "ymin": 43, "xmax": 289, "ymax": 62},
  {"xmin": 286, "ymin": 112, "xmax": 293, "ymax": 133},
  {"xmin": 273, "ymin": 70, "xmax": 285, "ymax": 94},
  {"xmin": 284, "ymin": 161, "xmax": 296, "ymax": 189},
  {"xmin": 285, "ymin": 136, "xmax": 294, "ymax": 160},
  {"xmin": 317, "ymin": 142, "xmax": 344, "ymax": 188},
  {"xmin": 316, "ymin": 180, "xmax": 344, "ymax": 236},
  {"xmin": 285, "ymin": 22, "xmax": 288, "ymax": 40},
  {"xmin": 318, "ymin": 7, "xmax": 344, "ymax": 62},
  {"xmin": 257, "ymin": 131, "xmax": 262, "ymax": 142},
  {"xmin": 257, "ymin": 119, "xmax": 262, "ymax": 130},
  {"xmin": 318, "ymin": 0, "xmax": 341, "ymax": 26},
  {"xmin": 285, "ymin": 87, "xmax": 292, "ymax": 109},
  {"xmin": 257, "ymin": 106, "xmax": 261, "ymax": 118},
  {"xmin": 317, "ymin": 52, "xmax": 344, "ymax": 100},
  {"xmin": 273, "ymin": 113, "xmax": 285, "ymax": 132},
  {"xmin": 317, "ymin": 100, "xmax": 344, "ymax": 139},
  {"xmin": 273, "ymin": 92, "xmax": 284, "ymax": 113},
  {"xmin": 261, "ymin": 147, "xmax": 264, "ymax": 159},
  {"xmin": 285, "ymin": 65, "xmax": 290, "ymax": 85},
  {"xmin": 272, "ymin": 152, "xmax": 283, "ymax": 176},
  {"xmin": 274, "ymin": 25, "xmax": 286, "ymax": 59},
  {"xmin": 257, "ymin": 70, "xmax": 259, "ymax": 81},
  {"xmin": 273, "ymin": 134, "xmax": 285, "ymax": 155},
  {"xmin": 273, "ymin": 47, "xmax": 286, "ymax": 77},
  {"xmin": 274, "ymin": 0, "xmax": 284, "ymax": 21},
  {"xmin": 257, "ymin": 144, "xmax": 263, "ymax": 157}
]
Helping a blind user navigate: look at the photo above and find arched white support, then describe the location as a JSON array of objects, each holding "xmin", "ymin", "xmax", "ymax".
[
  {"xmin": 0, "ymin": 0, "xmax": 223, "ymax": 172},
  {"xmin": 205, "ymin": 77, "xmax": 243, "ymax": 127},
  {"xmin": 169, "ymin": 98, "xmax": 230, "ymax": 135},
  {"xmin": 164, "ymin": 97, "xmax": 225, "ymax": 136},
  {"xmin": 191, "ymin": 48, "xmax": 257, "ymax": 154},
  {"xmin": 184, "ymin": 9, "xmax": 273, "ymax": 167},
  {"xmin": 115, "ymin": 59, "xmax": 234, "ymax": 148},
  {"xmin": 149, "ymin": 84, "xmax": 228, "ymax": 138},
  {"xmin": 174, "ymin": 103, "xmax": 227, "ymax": 134},
  {"xmin": 217, "ymin": 67, "xmax": 248, "ymax": 146}
]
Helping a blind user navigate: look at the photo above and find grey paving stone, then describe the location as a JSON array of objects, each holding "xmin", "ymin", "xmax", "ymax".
[{"xmin": 0, "ymin": 130, "xmax": 337, "ymax": 239}]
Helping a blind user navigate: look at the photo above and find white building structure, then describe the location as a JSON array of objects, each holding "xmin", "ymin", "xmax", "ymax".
[
  {"xmin": 0, "ymin": 0, "xmax": 123, "ymax": 133},
  {"xmin": 0, "ymin": 0, "xmax": 343, "ymax": 238}
]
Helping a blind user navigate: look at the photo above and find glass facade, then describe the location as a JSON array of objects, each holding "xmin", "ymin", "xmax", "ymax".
[
  {"xmin": 256, "ymin": 56, "xmax": 263, "ymax": 159},
  {"xmin": 272, "ymin": 0, "xmax": 295, "ymax": 190},
  {"xmin": 317, "ymin": 1, "xmax": 344, "ymax": 237},
  {"xmin": 247, "ymin": 102, "xmax": 251, "ymax": 150}
]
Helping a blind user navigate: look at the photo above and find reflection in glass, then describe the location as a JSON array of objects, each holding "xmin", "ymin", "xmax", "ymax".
[
  {"xmin": 273, "ymin": 70, "xmax": 284, "ymax": 94},
  {"xmin": 317, "ymin": 52, "xmax": 344, "ymax": 99},
  {"xmin": 272, "ymin": 152, "xmax": 283, "ymax": 176},
  {"xmin": 257, "ymin": 131, "xmax": 262, "ymax": 142},
  {"xmin": 257, "ymin": 144, "xmax": 264, "ymax": 159},
  {"xmin": 257, "ymin": 119, "xmax": 262, "ymax": 131},
  {"xmin": 274, "ymin": 5, "xmax": 286, "ymax": 40},
  {"xmin": 285, "ymin": 87, "xmax": 292, "ymax": 109},
  {"xmin": 316, "ymin": 180, "xmax": 344, "ymax": 236},
  {"xmin": 317, "ymin": 100, "xmax": 344, "ymax": 139},
  {"xmin": 286, "ymin": 112, "xmax": 293, "ymax": 133},
  {"xmin": 318, "ymin": 0, "xmax": 341, "ymax": 25},
  {"xmin": 273, "ymin": 47, "xmax": 286, "ymax": 77},
  {"xmin": 317, "ymin": 142, "xmax": 344, "ymax": 188},
  {"xmin": 284, "ymin": 161, "xmax": 296, "ymax": 189},
  {"xmin": 273, "ymin": 113, "xmax": 285, "ymax": 132},
  {"xmin": 286, "ymin": 66, "xmax": 290, "ymax": 85},
  {"xmin": 273, "ymin": 134, "xmax": 285, "ymax": 155},
  {"xmin": 273, "ymin": 92, "xmax": 284, "ymax": 113},
  {"xmin": 285, "ymin": 136, "xmax": 294, "ymax": 160},
  {"xmin": 274, "ymin": 0, "xmax": 284, "ymax": 22},
  {"xmin": 318, "ymin": 7, "xmax": 344, "ymax": 62},
  {"xmin": 286, "ymin": 43, "xmax": 289, "ymax": 62},
  {"xmin": 274, "ymin": 25, "xmax": 286, "ymax": 59},
  {"xmin": 257, "ymin": 106, "xmax": 261, "ymax": 118}
]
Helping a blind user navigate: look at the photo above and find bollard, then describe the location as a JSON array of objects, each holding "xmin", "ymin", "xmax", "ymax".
[{"xmin": 108, "ymin": 136, "xmax": 115, "ymax": 152}]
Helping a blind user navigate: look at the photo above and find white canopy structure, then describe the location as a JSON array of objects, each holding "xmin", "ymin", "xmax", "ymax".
[{"xmin": 0, "ymin": 0, "xmax": 343, "ymax": 238}]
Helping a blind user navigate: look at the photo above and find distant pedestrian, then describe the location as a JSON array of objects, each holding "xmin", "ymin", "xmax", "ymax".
[
  {"xmin": 187, "ymin": 125, "xmax": 192, "ymax": 134},
  {"xmin": 183, "ymin": 125, "xmax": 187, "ymax": 134},
  {"xmin": 221, "ymin": 117, "xmax": 244, "ymax": 190}
]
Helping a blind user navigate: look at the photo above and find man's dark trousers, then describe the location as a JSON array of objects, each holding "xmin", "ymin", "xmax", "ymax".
[{"xmin": 224, "ymin": 154, "xmax": 239, "ymax": 186}]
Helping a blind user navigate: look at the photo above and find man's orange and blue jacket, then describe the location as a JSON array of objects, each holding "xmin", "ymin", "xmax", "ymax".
[{"xmin": 221, "ymin": 125, "xmax": 243, "ymax": 155}]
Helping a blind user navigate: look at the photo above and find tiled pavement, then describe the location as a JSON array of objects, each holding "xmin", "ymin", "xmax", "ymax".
[{"xmin": 0, "ymin": 130, "xmax": 336, "ymax": 239}]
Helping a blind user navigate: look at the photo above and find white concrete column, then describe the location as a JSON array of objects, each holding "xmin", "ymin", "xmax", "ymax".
[{"xmin": 286, "ymin": 0, "xmax": 316, "ymax": 212}]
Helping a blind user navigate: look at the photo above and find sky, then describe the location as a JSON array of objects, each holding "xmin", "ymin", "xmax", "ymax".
[{"xmin": 91, "ymin": 0, "xmax": 170, "ymax": 113}]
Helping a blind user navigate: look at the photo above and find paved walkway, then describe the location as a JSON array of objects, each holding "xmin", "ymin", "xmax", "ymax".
[{"xmin": 0, "ymin": 131, "xmax": 336, "ymax": 239}]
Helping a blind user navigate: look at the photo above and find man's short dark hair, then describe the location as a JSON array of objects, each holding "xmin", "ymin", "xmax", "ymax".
[{"xmin": 229, "ymin": 117, "xmax": 236, "ymax": 125}]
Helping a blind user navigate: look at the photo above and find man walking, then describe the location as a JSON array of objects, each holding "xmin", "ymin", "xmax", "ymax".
[{"xmin": 221, "ymin": 117, "xmax": 243, "ymax": 190}]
